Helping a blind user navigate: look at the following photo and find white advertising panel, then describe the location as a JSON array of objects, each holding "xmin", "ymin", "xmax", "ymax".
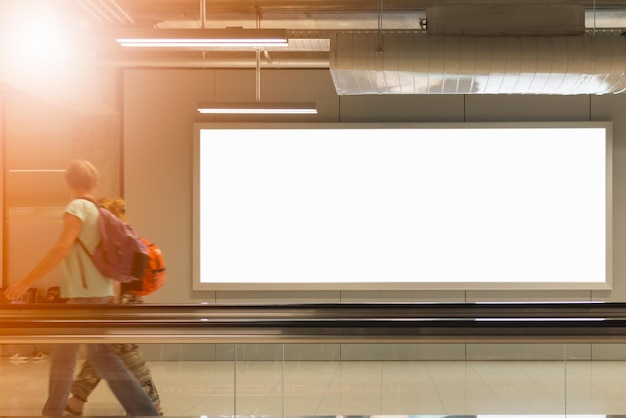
[{"xmin": 193, "ymin": 123, "xmax": 611, "ymax": 290}]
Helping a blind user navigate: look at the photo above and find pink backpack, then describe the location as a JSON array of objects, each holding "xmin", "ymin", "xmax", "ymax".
[{"xmin": 77, "ymin": 198, "xmax": 148, "ymax": 288}]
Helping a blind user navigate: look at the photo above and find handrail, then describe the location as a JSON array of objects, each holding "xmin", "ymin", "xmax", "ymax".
[{"xmin": 2, "ymin": 302, "xmax": 626, "ymax": 344}]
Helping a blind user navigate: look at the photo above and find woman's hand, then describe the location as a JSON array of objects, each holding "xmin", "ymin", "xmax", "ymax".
[{"xmin": 4, "ymin": 281, "xmax": 31, "ymax": 301}]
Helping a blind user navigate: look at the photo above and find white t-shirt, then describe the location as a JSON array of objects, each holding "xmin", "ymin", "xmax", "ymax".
[{"xmin": 60, "ymin": 199, "xmax": 114, "ymax": 299}]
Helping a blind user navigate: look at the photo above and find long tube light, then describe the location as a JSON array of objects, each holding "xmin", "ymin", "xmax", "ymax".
[
  {"xmin": 195, "ymin": 44, "xmax": 317, "ymax": 115},
  {"xmin": 197, "ymin": 102, "xmax": 317, "ymax": 114},
  {"xmin": 116, "ymin": 28, "xmax": 289, "ymax": 48}
]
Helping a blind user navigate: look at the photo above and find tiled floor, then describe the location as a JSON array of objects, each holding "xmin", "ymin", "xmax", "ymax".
[{"xmin": 3, "ymin": 353, "xmax": 626, "ymax": 416}]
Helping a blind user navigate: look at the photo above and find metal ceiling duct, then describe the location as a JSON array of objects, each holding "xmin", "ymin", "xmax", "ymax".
[
  {"xmin": 329, "ymin": 31, "xmax": 626, "ymax": 95},
  {"xmin": 330, "ymin": 3, "xmax": 626, "ymax": 95},
  {"xmin": 425, "ymin": 2, "xmax": 586, "ymax": 36}
]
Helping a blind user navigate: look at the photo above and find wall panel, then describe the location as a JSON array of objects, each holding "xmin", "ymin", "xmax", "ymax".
[{"xmin": 123, "ymin": 68, "xmax": 626, "ymax": 360}]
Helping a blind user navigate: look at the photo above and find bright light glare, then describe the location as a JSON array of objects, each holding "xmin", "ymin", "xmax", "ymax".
[{"xmin": 3, "ymin": 2, "xmax": 72, "ymax": 73}]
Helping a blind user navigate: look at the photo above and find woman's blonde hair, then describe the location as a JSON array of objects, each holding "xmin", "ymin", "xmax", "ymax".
[
  {"xmin": 65, "ymin": 160, "xmax": 100, "ymax": 190},
  {"xmin": 99, "ymin": 197, "xmax": 127, "ymax": 222}
]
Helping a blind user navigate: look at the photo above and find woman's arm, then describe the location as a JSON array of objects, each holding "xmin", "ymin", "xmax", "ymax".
[{"xmin": 4, "ymin": 213, "xmax": 82, "ymax": 301}]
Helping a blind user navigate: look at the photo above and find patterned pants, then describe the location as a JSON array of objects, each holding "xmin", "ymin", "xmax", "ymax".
[{"xmin": 69, "ymin": 293, "xmax": 161, "ymax": 409}]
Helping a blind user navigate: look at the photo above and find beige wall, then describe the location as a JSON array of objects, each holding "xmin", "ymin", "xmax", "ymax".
[
  {"xmin": 120, "ymin": 69, "xmax": 626, "ymax": 360},
  {"xmin": 122, "ymin": 68, "xmax": 626, "ymax": 306}
]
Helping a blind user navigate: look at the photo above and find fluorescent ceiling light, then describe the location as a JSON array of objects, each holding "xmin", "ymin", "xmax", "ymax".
[
  {"xmin": 195, "ymin": 49, "xmax": 317, "ymax": 115},
  {"xmin": 116, "ymin": 28, "xmax": 288, "ymax": 48},
  {"xmin": 197, "ymin": 102, "xmax": 317, "ymax": 114}
]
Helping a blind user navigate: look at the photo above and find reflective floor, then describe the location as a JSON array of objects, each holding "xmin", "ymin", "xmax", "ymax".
[{"xmin": 4, "ymin": 353, "xmax": 626, "ymax": 416}]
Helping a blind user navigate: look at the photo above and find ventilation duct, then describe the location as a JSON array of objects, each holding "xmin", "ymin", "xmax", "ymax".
[
  {"xmin": 330, "ymin": 32, "xmax": 626, "ymax": 95},
  {"xmin": 425, "ymin": 2, "xmax": 585, "ymax": 36}
]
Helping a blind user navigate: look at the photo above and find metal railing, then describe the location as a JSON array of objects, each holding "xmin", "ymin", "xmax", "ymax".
[{"xmin": 3, "ymin": 302, "xmax": 626, "ymax": 344}]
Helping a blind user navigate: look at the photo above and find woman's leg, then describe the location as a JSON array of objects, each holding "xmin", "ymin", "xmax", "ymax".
[
  {"xmin": 41, "ymin": 343, "xmax": 80, "ymax": 416},
  {"xmin": 116, "ymin": 343, "xmax": 162, "ymax": 410},
  {"xmin": 86, "ymin": 343, "xmax": 158, "ymax": 416},
  {"xmin": 66, "ymin": 359, "xmax": 101, "ymax": 415}
]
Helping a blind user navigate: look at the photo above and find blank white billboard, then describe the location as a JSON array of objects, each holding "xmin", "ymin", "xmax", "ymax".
[{"xmin": 193, "ymin": 123, "xmax": 611, "ymax": 290}]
